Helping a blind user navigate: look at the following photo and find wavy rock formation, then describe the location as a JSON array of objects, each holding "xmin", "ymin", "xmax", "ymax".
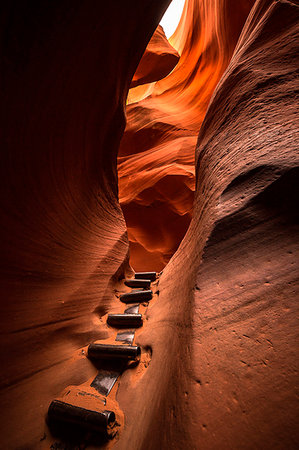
[
  {"xmin": 130, "ymin": 25, "xmax": 180, "ymax": 89},
  {"xmin": 118, "ymin": 0, "xmax": 256, "ymax": 271},
  {"xmin": 0, "ymin": 1, "xmax": 171, "ymax": 448},
  {"xmin": 116, "ymin": 1, "xmax": 299, "ymax": 448},
  {"xmin": 0, "ymin": 0, "xmax": 298, "ymax": 449}
]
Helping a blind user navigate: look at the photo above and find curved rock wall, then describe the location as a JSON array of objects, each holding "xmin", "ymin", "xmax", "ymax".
[
  {"xmin": 0, "ymin": 1, "xmax": 171, "ymax": 448},
  {"xmin": 118, "ymin": 0, "xmax": 255, "ymax": 271},
  {"xmin": 116, "ymin": 0, "xmax": 299, "ymax": 448},
  {"xmin": 1, "ymin": 0, "xmax": 298, "ymax": 448},
  {"xmin": 130, "ymin": 25, "xmax": 180, "ymax": 89}
]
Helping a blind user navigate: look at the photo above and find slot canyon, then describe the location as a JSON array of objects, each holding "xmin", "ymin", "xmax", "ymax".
[{"xmin": 0, "ymin": 0, "xmax": 298, "ymax": 449}]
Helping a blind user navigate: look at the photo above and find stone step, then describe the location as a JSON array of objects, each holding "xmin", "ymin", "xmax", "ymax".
[
  {"xmin": 90, "ymin": 369, "xmax": 121, "ymax": 396},
  {"xmin": 115, "ymin": 330, "xmax": 135, "ymax": 345},
  {"xmin": 124, "ymin": 304, "xmax": 139, "ymax": 314}
]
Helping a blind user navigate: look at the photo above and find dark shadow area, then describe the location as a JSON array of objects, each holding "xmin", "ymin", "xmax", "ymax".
[
  {"xmin": 210, "ymin": 167, "xmax": 299, "ymax": 247},
  {"xmin": 47, "ymin": 418, "xmax": 110, "ymax": 450}
]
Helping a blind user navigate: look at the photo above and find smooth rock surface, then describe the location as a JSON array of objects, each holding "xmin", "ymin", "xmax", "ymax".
[
  {"xmin": 119, "ymin": 0, "xmax": 255, "ymax": 271},
  {"xmin": 130, "ymin": 25, "xmax": 180, "ymax": 89},
  {"xmin": 116, "ymin": 1, "xmax": 299, "ymax": 448},
  {"xmin": 0, "ymin": 1, "xmax": 171, "ymax": 448}
]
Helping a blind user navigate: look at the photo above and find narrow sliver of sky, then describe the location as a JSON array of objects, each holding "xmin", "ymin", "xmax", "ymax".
[{"xmin": 160, "ymin": 0, "xmax": 185, "ymax": 39}]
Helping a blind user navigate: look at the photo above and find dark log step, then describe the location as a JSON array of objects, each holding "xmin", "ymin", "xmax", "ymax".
[
  {"xmin": 107, "ymin": 313, "xmax": 143, "ymax": 328},
  {"xmin": 124, "ymin": 278, "xmax": 151, "ymax": 289},
  {"xmin": 48, "ymin": 400, "xmax": 115, "ymax": 436},
  {"xmin": 134, "ymin": 271, "xmax": 156, "ymax": 281},
  {"xmin": 120, "ymin": 290, "xmax": 152, "ymax": 303},
  {"xmin": 88, "ymin": 343, "xmax": 141, "ymax": 362}
]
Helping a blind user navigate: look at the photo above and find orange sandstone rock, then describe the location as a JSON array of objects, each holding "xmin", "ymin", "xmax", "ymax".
[
  {"xmin": 118, "ymin": 0, "xmax": 255, "ymax": 271},
  {"xmin": 1, "ymin": 0, "xmax": 298, "ymax": 449},
  {"xmin": 116, "ymin": 1, "xmax": 299, "ymax": 449},
  {"xmin": 0, "ymin": 1, "xmax": 171, "ymax": 448},
  {"xmin": 130, "ymin": 25, "xmax": 180, "ymax": 89}
]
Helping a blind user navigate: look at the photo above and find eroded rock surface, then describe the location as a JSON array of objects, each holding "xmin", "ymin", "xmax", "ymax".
[
  {"xmin": 0, "ymin": 0, "xmax": 298, "ymax": 449},
  {"xmin": 116, "ymin": 1, "xmax": 299, "ymax": 448},
  {"xmin": 130, "ymin": 25, "xmax": 180, "ymax": 89},
  {"xmin": 0, "ymin": 1, "xmax": 171, "ymax": 448},
  {"xmin": 118, "ymin": 0, "xmax": 255, "ymax": 271}
]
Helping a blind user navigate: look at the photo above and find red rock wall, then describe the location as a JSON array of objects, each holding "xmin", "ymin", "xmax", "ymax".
[
  {"xmin": 118, "ymin": 0, "xmax": 255, "ymax": 271},
  {"xmin": 1, "ymin": 0, "xmax": 298, "ymax": 448},
  {"xmin": 115, "ymin": 1, "xmax": 299, "ymax": 448},
  {"xmin": 0, "ymin": 1, "xmax": 171, "ymax": 448}
]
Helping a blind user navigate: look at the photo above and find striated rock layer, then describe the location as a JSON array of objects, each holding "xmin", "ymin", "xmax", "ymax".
[
  {"xmin": 0, "ymin": 1, "xmax": 171, "ymax": 448},
  {"xmin": 116, "ymin": 0, "xmax": 299, "ymax": 449},
  {"xmin": 118, "ymin": 0, "xmax": 256, "ymax": 271},
  {"xmin": 130, "ymin": 25, "xmax": 180, "ymax": 89},
  {"xmin": 0, "ymin": 0, "xmax": 298, "ymax": 449}
]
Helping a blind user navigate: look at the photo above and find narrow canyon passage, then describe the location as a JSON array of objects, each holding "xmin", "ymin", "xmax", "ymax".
[
  {"xmin": 0, "ymin": 1, "xmax": 298, "ymax": 449},
  {"xmin": 118, "ymin": 0, "xmax": 255, "ymax": 271}
]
